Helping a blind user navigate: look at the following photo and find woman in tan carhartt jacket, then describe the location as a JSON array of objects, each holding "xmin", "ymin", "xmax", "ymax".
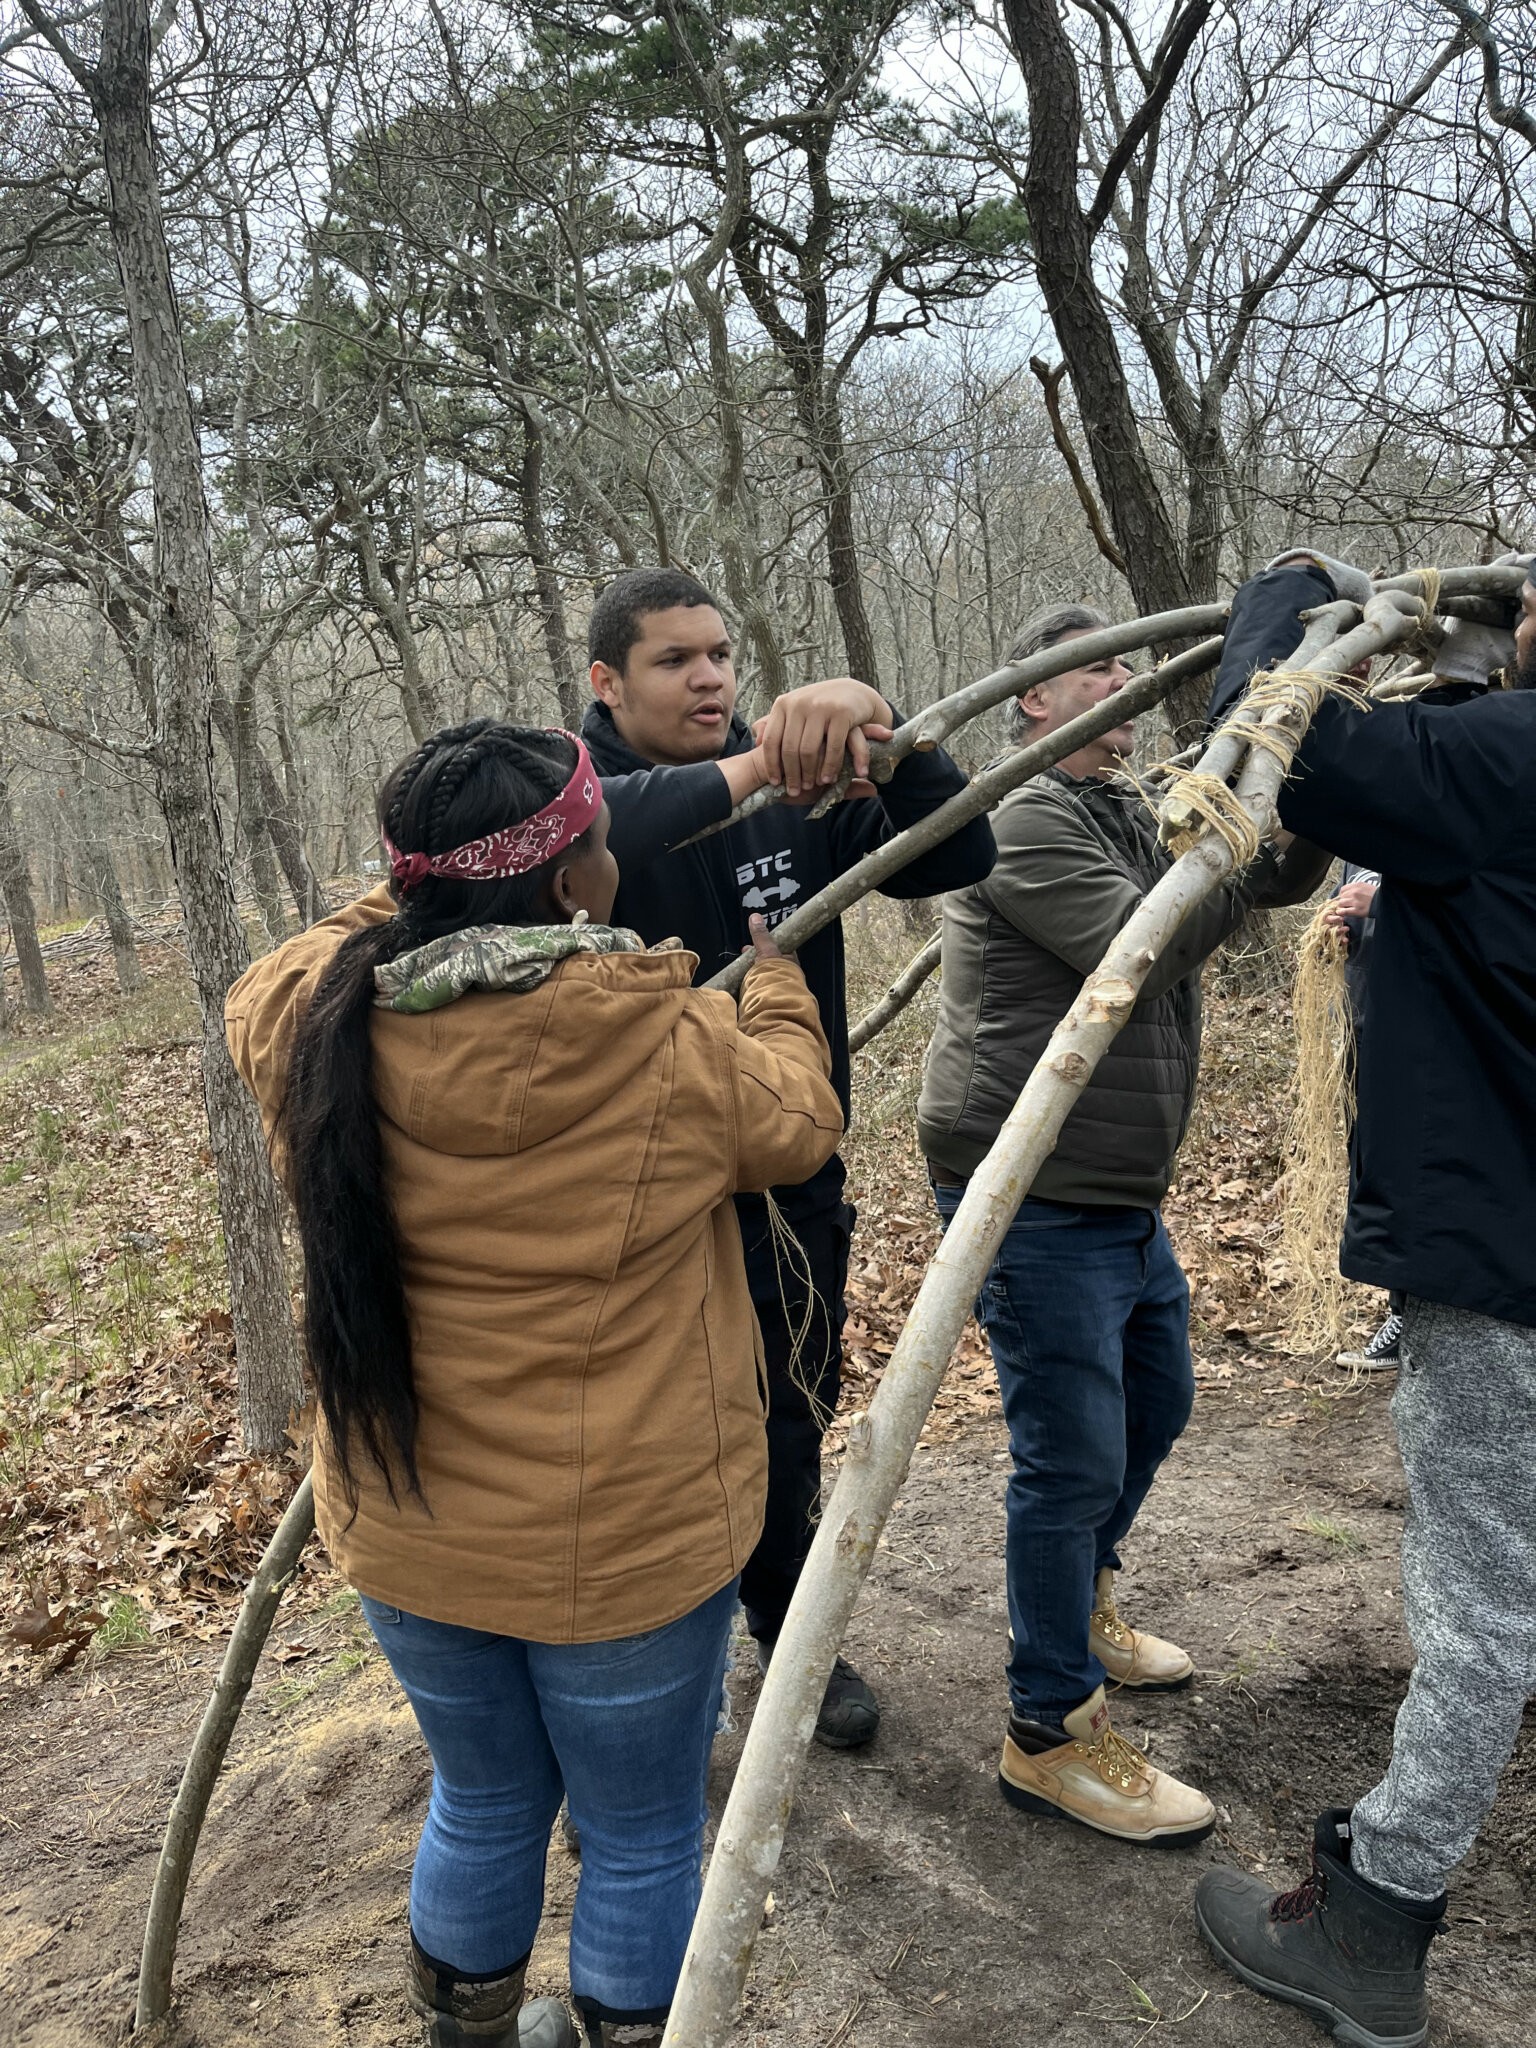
[{"xmin": 227, "ymin": 719, "xmax": 841, "ymax": 2048}]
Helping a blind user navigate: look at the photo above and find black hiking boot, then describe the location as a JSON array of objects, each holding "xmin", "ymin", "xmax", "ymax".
[
  {"xmin": 1195, "ymin": 1809, "xmax": 1443, "ymax": 2047},
  {"xmin": 409, "ymin": 1935, "xmax": 578, "ymax": 2048},
  {"xmin": 756, "ymin": 1639, "xmax": 881, "ymax": 1749}
]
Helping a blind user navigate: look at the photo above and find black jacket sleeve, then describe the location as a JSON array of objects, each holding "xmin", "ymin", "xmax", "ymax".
[
  {"xmin": 1207, "ymin": 564, "xmax": 1335, "ymax": 728},
  {"xmin": 822, "ymin": 723, "xmax": 996, "ymax": 898},
  {"xmin": 1279, "ymin": 694, "xmax": 1529, "ymax": 887},
  {"xmin": 1208, "ymin": 563, "xmax": 1533, "ymax": 887},
  {"xmin": 600, "ymin": 762, "xmax": 732, "ymax": 867}
]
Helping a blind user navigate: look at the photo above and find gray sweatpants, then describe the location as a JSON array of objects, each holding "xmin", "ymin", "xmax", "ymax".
[{"xmin": 1351, "ymin": 1297, "xmax": 1536, "ymax": 1901}]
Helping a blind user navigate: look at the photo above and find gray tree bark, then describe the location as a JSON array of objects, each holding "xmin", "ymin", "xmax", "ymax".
[
  {"xmin": 1002, "ymin": 0, "xmax": 1196, "ymax": 638},
  {"xmin": 0, "ymin": 744, "xmax": 52, "ymax": 1015},
  {"xmin": 70, "ymin": 749, "xmax": 142, "ymax": 992},
  {"xmin": 61, "ymin": 0, "xmax": 303, "ymax": 1449},
  {"xmin": 211, "ymin": 690, "xmax": 285, "ymax": 944}
]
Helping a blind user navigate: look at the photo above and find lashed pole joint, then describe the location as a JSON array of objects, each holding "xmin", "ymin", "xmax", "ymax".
[{"xmin": 678, "ymin": 564, "xmax": 1525, "ymax": 855}]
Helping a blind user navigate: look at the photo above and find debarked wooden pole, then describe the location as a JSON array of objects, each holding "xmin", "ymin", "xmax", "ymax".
[
  {"xmin": 682, "ymin": 610, "xmax": 1230, "ymax": 842},
  {"xmin": 848, "ymin": 930, "xmax": 942, "ymax": 1054},
  {"xmin": 703, "ymin": 639, "xmax": 1223, "ymax": 997}
]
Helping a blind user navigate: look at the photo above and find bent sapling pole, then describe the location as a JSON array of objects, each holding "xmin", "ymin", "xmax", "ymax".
[
  {"xmin": 135, "ymin": 1472, "xmax": 316, "ymax": 2031},
  {"xmin": 703, "ymin": 639, "xmax": 1223, "ymax": 998},
  {"xmin": 848, "ymin": 930, "xmax": 942, "ymax": 1054},
  {"xmin": 681, "ymin": 608, "xmax": 1231, "ymax": 842}
]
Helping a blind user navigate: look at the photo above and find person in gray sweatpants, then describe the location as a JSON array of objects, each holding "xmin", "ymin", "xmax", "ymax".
[
  {"xmin": 1348, "ymin": 1301, "xmax": 1536, "ymax": 1898},
  {"xmin": 1193, "ymin": 548, "xmax": 1536, "ymax": 2048}
]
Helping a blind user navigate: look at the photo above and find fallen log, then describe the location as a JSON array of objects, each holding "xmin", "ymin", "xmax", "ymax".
[{"xmin": 663, "ymin": 589, "xmax": 1425, "ymax": 2048}]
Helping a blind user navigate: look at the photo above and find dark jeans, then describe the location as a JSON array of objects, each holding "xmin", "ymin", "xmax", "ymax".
[
  {"xmin": 736, "ymin": 1199, "xmax": 854, "ymax": 1644},
  {"xmin": 933, "ymin": 1186, "xmax": 1195, "ymax": 1724}
]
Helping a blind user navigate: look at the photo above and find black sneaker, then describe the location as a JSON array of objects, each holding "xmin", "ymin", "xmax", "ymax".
[
  {"xmin": 1337, "ymin": 1311, "xmax": 1403, "ymax": 1373},
  {"xmin": 755, "ymin": 1640, "xmax": 881, "ymax": 1749}
]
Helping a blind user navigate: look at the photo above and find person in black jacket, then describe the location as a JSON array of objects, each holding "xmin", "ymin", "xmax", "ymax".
[
  {"xmin": 1323, "ymin": 612, "xmax": 1518, "ymax": 1375},
  {"xmin": 1195, "ymin": 552, "xmax": 1536, "ymax": 2048},
  {"xmin": 583, "ymin": 567, "xmax": 996, "ymax": 1749}
]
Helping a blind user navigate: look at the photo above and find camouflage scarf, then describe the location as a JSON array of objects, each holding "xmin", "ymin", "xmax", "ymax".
[{"xmin": 375, "ymin": 921, "xmax": 671, "ymax": 1014}]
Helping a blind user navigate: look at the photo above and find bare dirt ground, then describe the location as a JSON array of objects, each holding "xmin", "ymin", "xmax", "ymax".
[
  {"xmin": 4, "ymin": 1366, "xmax": 1532, "ymax": 2048},
  {"xmin": 1, "ymin": 909, "xmax": 1530, "ymax": 2048}
]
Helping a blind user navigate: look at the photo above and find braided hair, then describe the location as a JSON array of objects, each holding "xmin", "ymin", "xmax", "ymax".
[{"xmin": 280, "ymin": 721, "xmax": 585, "ymax": 1508}]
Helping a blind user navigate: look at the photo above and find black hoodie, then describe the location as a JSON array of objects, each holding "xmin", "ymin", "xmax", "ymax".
[{"xmin": 585, "ymin": 700, "xmax": 996, "ymax": 1226}]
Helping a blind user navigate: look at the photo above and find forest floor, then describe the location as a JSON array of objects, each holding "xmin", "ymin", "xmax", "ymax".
[{"xmin": 0, "ymin": 904, "xmax": 1530, "ymax": 2048}]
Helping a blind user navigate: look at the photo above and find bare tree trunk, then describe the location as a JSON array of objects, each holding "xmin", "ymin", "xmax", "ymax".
[
  {"xmin": 223, "ymin": 242, "xmax": 324, "ymax": 934},
  {"xmin": 1001, "ymin": 0, "xmax": 1200, "ymax": 719},
  {"xmin": 261, "ymin": 672, "xmax": 325, "ymax": 918},
  {"xmin": 211, "ymin": 691, "xmax": 286, "ymax": 944},
  {"xmin": 70, "ymin": 750, "xmax": 142, "ymax": 991},
  {"xmin": 254, "ymin": 737, "xmax": 326, "ymax": 925},
  {"xmin": 81, "ymin": 0, "xmax": 302, "ymax": 1450},
  {"xmin": 680, "ymin": 225, "xmax": 790, "ymax": 697},
  {"xmin": 0, "ymin": 747, "xmax": 52, "ymax": 1015},
  {"xmin": 515, "ymin": 398, "xmax": 582, "ymax": 727},
  {"xmin": 818, "ymin": 415, "xmax": 882, "ymax": 690},
  {"xmin": 75, "ymin": 601, "xmax": 144, "ymax": 990}
]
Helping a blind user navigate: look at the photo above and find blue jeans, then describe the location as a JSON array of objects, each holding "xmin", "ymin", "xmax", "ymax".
[
  {"xmin": 932, "ymin": 1187, "xmax": 1194, "ymax": 1724},
  {"xmin": 360, "ymin": 1580, "xmax": 736, "ymax": 2025}
]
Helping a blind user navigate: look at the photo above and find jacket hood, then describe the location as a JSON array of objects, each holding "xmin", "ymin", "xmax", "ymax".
[
  {"xmin": 370, "ymin": 946, "xmax": 704, "ymax": 1158},
  {"xmin": 374, "ymin": 919, "xmax": 655, "ymax": 1013},
  {"xmin": 582, "ymin": 698, "xmax": 755, "ymax": 772}
]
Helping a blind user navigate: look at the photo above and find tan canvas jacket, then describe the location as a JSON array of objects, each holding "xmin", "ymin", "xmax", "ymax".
[{"xmin": 226, "ymin": 888, "xmax": 843, "ymax": 1643}]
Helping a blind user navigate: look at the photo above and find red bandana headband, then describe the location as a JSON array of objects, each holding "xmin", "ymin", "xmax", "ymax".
[{"xmin": 382, "ymin": 731, "xmax": 601, "ymax": 893}]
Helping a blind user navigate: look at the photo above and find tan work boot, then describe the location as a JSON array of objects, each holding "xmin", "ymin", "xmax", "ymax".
[
  {"xmin": 1090, "ymin": 1567, "xmax": 1194, "ymax": 1691},
  {"xmin": 999, "ymin": 1685, "xmax": 1214, "ymax": 1844}
]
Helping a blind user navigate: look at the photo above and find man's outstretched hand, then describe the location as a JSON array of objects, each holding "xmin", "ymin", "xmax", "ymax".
[{"xmin": 754, "ymin": 678, "xmax": 894, "ymax": 800}]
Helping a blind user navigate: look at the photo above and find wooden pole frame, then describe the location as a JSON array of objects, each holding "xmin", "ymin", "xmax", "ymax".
[
  {"xmin": 134, "ymin": 560, "xmax": 1505, "ymax": 2029},
  {"xmin": 662, "ymin": 592, "xmax": 1425, "ymax": 2047}
]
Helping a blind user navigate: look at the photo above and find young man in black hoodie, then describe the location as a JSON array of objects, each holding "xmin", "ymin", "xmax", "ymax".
[
  {"xmin": 1194, "ymin": 550, "xmax": 1536, "ymax": 2048},
  {"xmin": 584, "ymin": 567, "xmax": 996, "ymax": 1748}
]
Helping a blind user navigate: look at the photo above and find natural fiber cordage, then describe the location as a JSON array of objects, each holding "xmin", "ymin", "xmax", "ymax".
[
  {"xmin": 762, "ymin": 1190, "xmax": 825, "ymax": 1422},
  {"xmin": 1220, "ymin": 666, "xmax": 1373, "ymax": 771},
  {"xmin": 1153, "ymin": 768, "xmax": 1264, "ymax": 864},
  {"xmin": 1281, "ymin": 907, "xmax": 1356, "ymax": 1354}
]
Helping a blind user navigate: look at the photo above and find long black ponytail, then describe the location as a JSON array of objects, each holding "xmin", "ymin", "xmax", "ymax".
[{"xmin": 279, "ymin": 720, "xmax": 584, "ymax": 1506}]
